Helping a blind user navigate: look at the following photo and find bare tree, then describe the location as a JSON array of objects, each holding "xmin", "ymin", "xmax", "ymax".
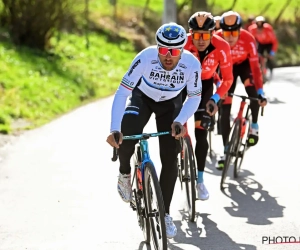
[
  {"xmin": 191, "ymin": 0, "xmax": 208, "ymax": 13},
  {"xmin": 274, "ymin": 0, "xmax": 292, "ymax": 25},
  {"xmin": 163, "ymin": 0, "xmax": 177, "ymax": 23},
  {"xmin": 259, "ymin": 2, "xmax": 273, "ymax": 15},
  {"xmin": 1, "ymin": 0, "xmax": 78, "ymax": 50}
]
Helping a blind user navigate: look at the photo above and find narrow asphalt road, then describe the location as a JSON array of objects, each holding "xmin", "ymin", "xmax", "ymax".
[{"xmin": 1, "ymin": 67, "xmax": 300, "ymax": 250}]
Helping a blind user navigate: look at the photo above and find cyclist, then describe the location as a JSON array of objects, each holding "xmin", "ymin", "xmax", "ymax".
[
  {"xmin": 248, "ymin": 16, "xmax": 278, "ymax": 79},
  {"xmin": 213, "ymin": 15, "xmax": 222, "ymax": 86},
  {"xmin": 244, "ymin": 15, "xmax": 255, "ymax": 30},
  {"xmin": 215, "ymin": 11, "xmax": 267, "ymax": 169},
  {"xmin": 182, "ymin": 11, "xmax": 233, "ymax": 199},
  {"xmin": 214, "ymin": 16, "xmax": 221, "ymax": 31},
  {"xmin": 106, "ymin": 22, "xmax": 202, "ymax": 239}
]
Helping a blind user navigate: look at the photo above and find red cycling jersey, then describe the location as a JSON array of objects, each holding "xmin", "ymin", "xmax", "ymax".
[
  {"xmin": 248, "ymin": 23, "xmax": 278, "ymax": 52},
  {"xmin": 184, "ymin": 33, "xmax": 233, "ymax": 98},
  {"xmin": 215, "ymin": 29, "xmax": 263, "ymax": 91},
  {"xmin": 213, "ymin": 72, "xmax": 221, "ymax": 85}
]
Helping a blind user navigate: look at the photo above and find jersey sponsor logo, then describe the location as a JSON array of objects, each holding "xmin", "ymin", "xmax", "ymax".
[
  {"xmin": 151, "ymin": 60, "xmax": 159, "ymax": 64},
  {"xmin": 149, "ymin": 70, "xmax": 185, "ymax": 84},
  {"xmin": 204, "ymin": 58, "xmax": 215, "ymax": 66},
  {"xmin": 128, "ymin": 59, "xmax": 141, "ymax": 76},
  {"xmin": 250, "ymin": 42, "xmax": 257, "ymax": 56},
  {"xmin": 220, "ymin": 50, "xmax": 227, "ymax": 63},
  {"xmin": 220, "ymin": 62, "xmax": 231, "ymax": 68},
  {"xmin": 194, "ymin": 71, "xmax": 199, "ymax": 87},
  {"xmin": 179, "ymin": 63, "xmax": 187, "ymax": 69},
  {"xmin": 231, "ymin": 48, "xmax": 246, "ymax": 57}
]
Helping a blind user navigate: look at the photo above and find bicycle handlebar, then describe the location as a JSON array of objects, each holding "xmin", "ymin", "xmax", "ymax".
[
  {"xmin": 111, "ymin": 126, "xmax": 182, "ymax": 162},
  {"xmin": 111, "ymin": 133, "xmax": 120, "ymax": 162},
  {"xmin": 229, "ymin": 93, "xmax": 265, "ymax": 117}
]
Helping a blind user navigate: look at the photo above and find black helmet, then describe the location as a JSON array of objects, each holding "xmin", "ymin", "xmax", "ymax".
[
  {"xmin": 220, "ymin": 11, "xmax": 242, "ymax": 31},
  {"xmin": 188, "ymin": 12, "xmax": 216, "ymax": 31}
]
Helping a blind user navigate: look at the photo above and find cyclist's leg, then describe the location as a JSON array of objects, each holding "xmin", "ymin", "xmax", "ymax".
[
  {"xmin": 217, "ymin": 69, "xmax": 238, "ymax": 169},
  {"xmin": 265, "ymin": 43, "xmax": 275, "ymax": 76},
  {"xmin": 118, "ymin": 88, "xmax": 152, "ymax": 202},
  {"xmin": 194, "ymin": 78, "xmax": 213, "ymax": 200},
  {"xmin": 240, "ymin": 60, "xmax": 260, "ymax": 146},
  {"xmin": 153, "ymin": 92, "xmax": 182, "ymax": 238},
  {"xmin": 257, "ymin": 42, "xmax": 266, "ymax": 73},
  {"xmin": 220, "ymin": 73, "xmax": 238, "ymax": 147}
]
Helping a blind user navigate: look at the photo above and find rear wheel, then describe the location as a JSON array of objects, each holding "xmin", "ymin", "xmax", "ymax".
[
  {"xmin": 220, "ymin": 120, "xmax": 241, "ymax": 190},
  {"xmin": 144, "ymin": 162, "xmax": 167, "ymax": 250}
]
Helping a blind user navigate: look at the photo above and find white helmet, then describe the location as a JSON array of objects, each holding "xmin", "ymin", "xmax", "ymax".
[
  {"xmin": 155, "ymin": 22, "xmax": 187, "ymax": 48},
  {"xmin": 255, "ymin": 16, "xmax": 266, "ymax": 23}
]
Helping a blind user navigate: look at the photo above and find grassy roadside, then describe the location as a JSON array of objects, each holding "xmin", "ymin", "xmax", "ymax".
[
  {"xmin": 1, "ymin": 0, "xmax": 299, "ymax": 134},
  {"xmin": 0, "ymin": 32, "xmax": 135, "ymax": 134},
  {"xmin": 93, "ymin": 0, "xmax": 298, "ymax": 21}
]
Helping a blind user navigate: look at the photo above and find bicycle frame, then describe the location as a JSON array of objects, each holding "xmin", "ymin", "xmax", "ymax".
[
  {"xmin": 183, "ymin": 123, "xmax": 193, "ymax": 145},
  {"xmin": 125, "ymin": 131, "xmax": 171, "ymax": 183},
  {"xmin": 231, "ymin": 93, "xmax": 264, "ymax": 138},
  {"xmin": 235, "ymin": 98, "xmax": 250, "ymax": 139}
]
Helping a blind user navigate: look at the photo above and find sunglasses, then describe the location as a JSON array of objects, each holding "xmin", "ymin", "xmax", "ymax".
[
  {"xmin": 158, "ymin": 46, "xmax": 182, "ymax": 57},
  {"xmin": 192, "ymin": 33, "xmax": 211, "ymax": 41},
  {"xmin": 222, "ymin": 30, "xmax": 239, "ymax": 37}
]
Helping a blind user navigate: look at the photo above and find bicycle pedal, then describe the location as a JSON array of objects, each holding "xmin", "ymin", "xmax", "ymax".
[
  {"xmin": 182, "ymin": 176, "xmax": 191, "ymax": 182},
  {"xmin": 148, "ymin": 211, "xmax": 159, "ymax": 217},
  {"xmin": 130, "ymin": 202, "xmax": 137, "ymax": 211}
]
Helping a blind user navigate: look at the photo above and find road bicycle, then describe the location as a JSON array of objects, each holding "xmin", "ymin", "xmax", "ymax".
[
  {"xmin": 112, "ymin": 131, "xmax": 173, "ymax": 250},
  {"xmin": 177, "ymin": 123, "xmax": 197, "ymax": 222},
  {"xmin": 208, "ymin": 100, "xmax": 224, "ymax": 159},
  {"xmin": 177, "ymin": 104, "xmax": 214, "ymax": 221},
  {"xmin": 220, "ymin": 93, "xmax": 264, "ymax": 190},
  {"xmin": 259, "ymin": 54, "xmax": 275, "ymax": 84}
]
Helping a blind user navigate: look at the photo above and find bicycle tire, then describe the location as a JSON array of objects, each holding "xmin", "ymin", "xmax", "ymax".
[
  {"xmin": 144, "ymin": 162, "xmax": 167, "ymax": 250},
  {"xmin": 177, "ymin": 152, "xmax": 183, "ymax": 191},
  {"xmin": 183, "ymin": 137, "xmax": 196, "ymax": 222},
  {"xmin": 234, "ymin": 116, "xmax": 251, "ymax": 178},
  {"xmin": 209, "ymin": 130, "xmax": 213, "ymax": 159},
  {"xmin": 220, "ymin": 120, "xmax": 240, "ymax": 190},
  {"xmin": 132, "ymin": 146, "xmax": 151, "ymax": 243},
  {"xmin": 135, "ymin": 168, "xmax": 150, "ymax": 241}
]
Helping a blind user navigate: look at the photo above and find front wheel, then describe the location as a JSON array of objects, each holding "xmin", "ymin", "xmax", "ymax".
[
  {"xmin": 134, "ymin": 167, "xmax": 151, "ymax": 243},
  {"xmin": 234, "ymin": 116, "xmax": 251, "ymax": 178},
  {"xmin": 144, "ymin": 162, "xmax": 167, "ymax": 250},
  {"xmin": 183, "ymin": 137, "xmax": 197, "ymax": 222},
  {"xmin": 220, "ymin": 120, "xmax": 241, "ymax": 190}
]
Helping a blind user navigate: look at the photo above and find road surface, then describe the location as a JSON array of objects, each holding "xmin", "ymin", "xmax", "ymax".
[{"xmin": 1, "ymin": 67, "xmax": 300, "ymax": 250}]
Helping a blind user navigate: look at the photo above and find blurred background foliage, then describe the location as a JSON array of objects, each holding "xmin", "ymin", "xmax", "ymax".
[{"xmin": 0, "ymin": 0, "xmax": 299, "ymax": 134}]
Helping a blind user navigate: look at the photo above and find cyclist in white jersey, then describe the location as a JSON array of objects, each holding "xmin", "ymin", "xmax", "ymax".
[{"xmin": 106, "ymin": 22, "xmax": 206, "ymax": 238}]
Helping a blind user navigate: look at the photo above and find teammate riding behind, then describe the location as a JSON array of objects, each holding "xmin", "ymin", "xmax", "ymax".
[
  {"xmin": 215, "ymin": 11, "xmax": 267, "ymax": 169},
  {"xmin": 183, "ymin": 11, "xmax": 233, "ymax": 199},
  {"xmin": 248, "ymin": 16, "xmax": 278, "ymax": 79}
]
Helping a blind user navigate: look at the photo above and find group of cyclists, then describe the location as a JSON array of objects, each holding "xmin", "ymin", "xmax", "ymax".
[{"xmin": 107, "ymin": 10, "xmax": 277, "ymax": 239}]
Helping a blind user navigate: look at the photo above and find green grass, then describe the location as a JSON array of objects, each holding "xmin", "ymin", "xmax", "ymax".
[
  {"xmin": 89, "ymin": 0, "xmax": 298, "ymax": 21},
  {"xmin": 209, "ymin": 0, "xmax": 299, "ymax": 21},
  {"xmin": 0, "ymin": 32, "xmax": 135, "ymax": 133},
  {"xmin": 0, "ymin": 0, "xmax": 299, "ymax": 134}
]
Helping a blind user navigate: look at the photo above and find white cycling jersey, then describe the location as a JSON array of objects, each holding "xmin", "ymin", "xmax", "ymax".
[{"xmin": 110, "ymin": 45, "xmax": 202, "ymax": 132}]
